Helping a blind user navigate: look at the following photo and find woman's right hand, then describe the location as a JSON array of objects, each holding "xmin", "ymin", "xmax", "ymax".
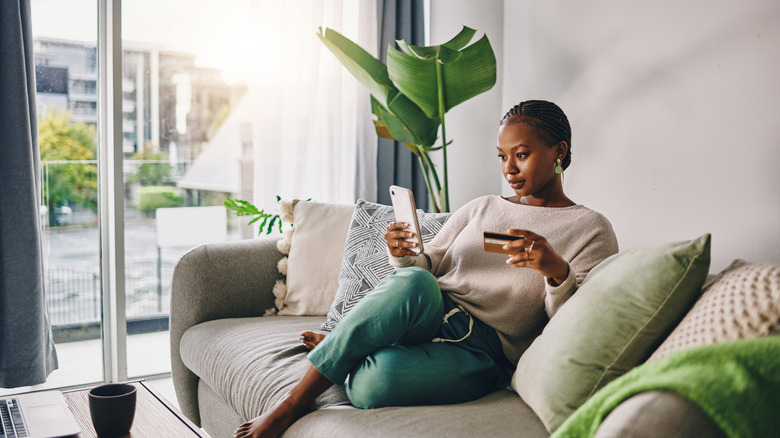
[{"xmin": 385, "ymin": 222, "xmax": 419, "ymax": 257}]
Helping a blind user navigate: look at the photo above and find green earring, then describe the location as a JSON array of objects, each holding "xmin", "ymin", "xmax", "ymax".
[{"xmin": 554, "ymin": 158, "xmax": 563, "ymax": 174}]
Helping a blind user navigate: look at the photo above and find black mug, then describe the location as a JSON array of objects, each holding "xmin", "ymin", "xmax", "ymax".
[{"xmin": 88, "ymin": 383, "xmax": 137, "ymax": 437}]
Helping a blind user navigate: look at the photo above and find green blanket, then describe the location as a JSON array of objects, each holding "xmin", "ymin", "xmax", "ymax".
[{"xmin": 551, "ymin": 336, "xmax": 780, "ymax": 438}]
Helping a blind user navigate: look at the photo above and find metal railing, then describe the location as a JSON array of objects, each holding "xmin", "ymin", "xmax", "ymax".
[
  {"xmin": 46, "ymin": 260, "xmax": 175, "ymax": 327},
  {"xmin": 47, "ymin": 267, "xmax": 101, "ymax": 326}
]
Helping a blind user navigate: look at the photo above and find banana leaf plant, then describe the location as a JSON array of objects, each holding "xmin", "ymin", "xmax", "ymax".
[{"xmin": 317, "ymin": 26, "xmax": 496, "ymax": 212}]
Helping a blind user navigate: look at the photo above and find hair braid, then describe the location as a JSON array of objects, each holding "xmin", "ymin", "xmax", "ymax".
[{"xmin": 500, "ymin": 100, "xmax": 572, "ymax": 170}]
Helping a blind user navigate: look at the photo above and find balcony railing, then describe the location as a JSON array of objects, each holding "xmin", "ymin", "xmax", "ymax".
[{"xmin": 47, "ymin": 259, "xmax": 174, "ymax": 326}]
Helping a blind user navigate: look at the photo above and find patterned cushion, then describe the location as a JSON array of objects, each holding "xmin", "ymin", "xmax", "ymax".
[
  {"xmin": 320, "ymin": 200, "xmax": 449, "ymax": 331},
  {"xmin": 648, "ymin": 260, "xmax": 780, "ymax": 362}
]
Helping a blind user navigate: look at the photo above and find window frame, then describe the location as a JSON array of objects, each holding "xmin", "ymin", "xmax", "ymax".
[{"xmin": 97, "ymin": 0, "xmax": 129, "ymax": 383}]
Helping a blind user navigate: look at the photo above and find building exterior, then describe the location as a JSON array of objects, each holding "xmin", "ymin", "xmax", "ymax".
[{"xmin": 34, "ymin": 37, "xmax": 244, "ymax": 160}]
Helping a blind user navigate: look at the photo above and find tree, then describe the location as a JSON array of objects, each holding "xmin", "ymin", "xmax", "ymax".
[
  {"xmin": 128, "ymin": 145, "xmax": 173, "ymax": 186},
  {"xmin": 38, "ymin": 110, "xmax": 98, "ymax": 224}
]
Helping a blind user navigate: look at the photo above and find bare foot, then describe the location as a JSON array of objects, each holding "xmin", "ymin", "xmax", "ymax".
[
  {"xmin": 299, "ymin": 331, "xmax": 326, "ymax": 351},
  {"xmin": 234, "ymin": 396, "xmax": 311, "ymax": 438},
  {"xmin": 235, "ymin": 365, "xmax": 332, "ymax": 438}
]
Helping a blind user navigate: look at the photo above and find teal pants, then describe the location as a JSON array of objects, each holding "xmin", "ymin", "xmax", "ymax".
[{"xmin": 308, "ymin": 267, "xmax": 513, "ymax": 409}]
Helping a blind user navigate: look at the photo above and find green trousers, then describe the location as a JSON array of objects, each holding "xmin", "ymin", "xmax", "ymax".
[{"xmin": 308, "ymin": 267, "xmax": 513, "ymax": 409}]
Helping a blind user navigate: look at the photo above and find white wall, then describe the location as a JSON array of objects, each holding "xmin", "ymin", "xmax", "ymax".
[
  {"xmin": 433, "ymin": 0, "xmax": 780, "ymax": 271},
  {"xmin": 429, "ymin": 0, "xmax": 505, "ymax": 210}
]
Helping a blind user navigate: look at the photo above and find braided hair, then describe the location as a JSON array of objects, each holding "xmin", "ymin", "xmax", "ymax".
[{"xmin": 500, "ymin": 100, "xmax": 572, "ymax": 170}]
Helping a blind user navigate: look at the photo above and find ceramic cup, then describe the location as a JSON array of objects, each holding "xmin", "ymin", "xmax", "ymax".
[{"xmin": 88, "ymin": 383, "xmax": 137, "ymax": 437}]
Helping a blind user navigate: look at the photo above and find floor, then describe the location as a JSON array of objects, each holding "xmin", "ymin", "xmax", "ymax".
[{"xmin": 0, "ymin": 331, "xmax": 178, "ymax": 409}]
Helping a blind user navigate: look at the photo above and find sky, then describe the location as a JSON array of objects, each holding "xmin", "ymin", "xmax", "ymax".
[{"xmin": 31, "ymin": 0, "xmax": 258, "ymax": 84}]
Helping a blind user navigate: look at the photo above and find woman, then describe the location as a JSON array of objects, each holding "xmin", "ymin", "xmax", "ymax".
[{"xmin": 235, "ymin": 100, "xmax": 619, "ymax": 438}]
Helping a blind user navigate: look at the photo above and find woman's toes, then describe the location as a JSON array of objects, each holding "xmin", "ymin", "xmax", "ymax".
[{"xmin": 299, "ymin": 331, "xmax": 326, "ymax": 350}]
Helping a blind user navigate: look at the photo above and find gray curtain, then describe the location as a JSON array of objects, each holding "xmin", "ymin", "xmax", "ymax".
[
  {"xmin": 375, "ymin": 0, "xmax": 428, "ymax": 210},
  {"xmin": 0, "ymin": 0, "xmax": 59, "ymax": 388}
]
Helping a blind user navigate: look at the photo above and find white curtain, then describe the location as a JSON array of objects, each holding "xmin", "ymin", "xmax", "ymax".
[{"xmin": 243, "ymin": 0, "xmax": 377, "ymax": 207}]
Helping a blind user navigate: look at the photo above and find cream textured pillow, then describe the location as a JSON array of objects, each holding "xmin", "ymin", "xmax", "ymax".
[
  {"xmin": 276, "ymin": 201, "xmax": 355, "ymax": 316},
  {"xmin": 647, "ymin": 260, "xmax": 780, "ymax": 361}
]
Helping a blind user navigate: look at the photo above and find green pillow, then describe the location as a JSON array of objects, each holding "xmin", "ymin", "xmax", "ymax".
[{"xmin": 511, "ymin": 234, "xmax": 711, "ymax": 432}]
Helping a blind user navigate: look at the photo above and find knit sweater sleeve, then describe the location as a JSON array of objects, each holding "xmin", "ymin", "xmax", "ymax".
[
  {"xmin": 388, "ymin": 201, "xmax": 475, "ymax": 271},
  {"xmin": 544, "ymin": 266, "xmax": 577, "ymax": 317},
  {"xmin": 543, "ymin": 212, "xmax": 619, "ymax": 317}
]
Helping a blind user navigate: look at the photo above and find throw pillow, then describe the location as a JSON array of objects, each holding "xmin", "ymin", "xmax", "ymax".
[
  {"xmin": 647, "ymin": 259, "xmax": 780, "ymax": 361},
  {"xmin": 276, "ymin": 201, "xmax": 356, "ymax": 316},
  {"xmin": 320, "ymin": 199, "xmax": 449, "ymax": 331},
  {"xmin": 511, "ymin": 233, "xmax": 711, "ymax": 432}
]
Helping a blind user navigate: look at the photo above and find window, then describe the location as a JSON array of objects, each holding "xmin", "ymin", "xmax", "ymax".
[
  {"xmin": 13, "ymin": 0, "xmax": 374, "ymax": 391},
  {"xmin": 28, "ymin": 0, "xmax": 246, "ymax": 387},
  {"xmin": 121, "ymin": 2, "xmax": 250, "ymax": 377}
]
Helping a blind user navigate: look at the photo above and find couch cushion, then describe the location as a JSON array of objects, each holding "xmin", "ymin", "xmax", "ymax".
[
  {"xmin": 278, "ymin": 201, "xmax": 356, "ymax": 315},
  {"xmin": 180, "ymin": 315, "xmax": 350, "ymax": 421},
  {"xmin": 593, "ymin": 391, "xmax": 726, "ymax": 438},
  {"xmin": 287, "ymin": 390, "xmax": 549, "ymax": 438},
  {"xmin": 648, "ymin": 259, "xmax": 780, "ymax": 362},
  {"xmin": 512, "ymin": 234, "xmax": 711, "ymax": 432},
  {"xmin": 321, "ymin": 199, "xmax": 449, "ymax": 331},
  {"xmin": 183, "ymin": 317, "xmax": 550, "ymax": 438}
]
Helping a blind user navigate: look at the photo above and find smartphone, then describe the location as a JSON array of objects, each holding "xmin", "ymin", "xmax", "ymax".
[
  {"xmin": 389, "ymin": 185, "xmax": 424, "ymax": 253},
  {"xmin": 483, "ymin": 231, "xmax": 524, "ymax": 254}
]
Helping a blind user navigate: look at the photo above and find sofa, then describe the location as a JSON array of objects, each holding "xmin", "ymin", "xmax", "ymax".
[{"xmin": 170, "ymin": 200, "xmax": 780, "ymax": 438}]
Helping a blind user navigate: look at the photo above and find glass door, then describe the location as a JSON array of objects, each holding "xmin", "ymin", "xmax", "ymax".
[
  {"xmin": 121, "ymin": 1, "xmax": 249, "ymax": 378},
  {"xmin": 0, "ymin": 1, "xmax": 251, "ymax": 394}
]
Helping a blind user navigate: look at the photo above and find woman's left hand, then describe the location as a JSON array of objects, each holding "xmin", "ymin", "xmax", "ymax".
[{"xmin": 504, "ymin": 229, "xmax": 569, "ymax": 286}]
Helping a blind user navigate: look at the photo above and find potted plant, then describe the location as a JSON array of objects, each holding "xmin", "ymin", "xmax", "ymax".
[{"xmin": 318, "ymin": 26, "xmax": 496, "ymax": 212}]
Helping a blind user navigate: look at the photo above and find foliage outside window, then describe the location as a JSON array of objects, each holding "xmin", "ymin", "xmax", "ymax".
[
  {"xmin": 127, "ymin": 146, "xmax": 174, "ymax": 186},
  {"xmin": 38, "ymin": 109, "xmax": 98, "ymax": 225},
  {"xmin": 138, "ymin": 186, "xmax": 183, "ymax": 217}
]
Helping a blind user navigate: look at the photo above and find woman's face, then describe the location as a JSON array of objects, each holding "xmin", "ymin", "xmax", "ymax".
[{"xmin": 497, "ymin": 122, "xmax": 564, "ymax": 201}]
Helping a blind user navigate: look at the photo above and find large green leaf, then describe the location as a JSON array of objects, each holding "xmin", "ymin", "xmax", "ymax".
[
  {"xmin": 387, "ymin": 32, "xmax": 496, "ymax": 118},
  {"xmin": 396, "ymin": 40, "xmax": 462, "ymax": 63},
  {"xmin": 370, "ymin": 95, "xmax": 383, "ymax": 118},
  {"xmin": 317, "ymin": 27, "xmax": 393, "ymax": 102},
  {"xmin": 386, "ymin": 47, "xmax": 439, "ymax": 118},
  {"xmin": 381, "ymin": 97, "xmax": 440, "ymax": 146},
  {"xmin": 440, "ymin": 34, "xmax": 497, "ymax": 111},
  {"xmin": 319, "ymin": 27, "xmax": 440, "ymax": 147},
  {"xmin": 441, "ymin": 26, "xmax": 477, "ymax": 51},
  {"xmin": 370, "ymin": 96, "xmax": 391, "ymax": 139},
  {"xmin": 395, "ymin": 25, "xmax": 476, "ymax": 58}
]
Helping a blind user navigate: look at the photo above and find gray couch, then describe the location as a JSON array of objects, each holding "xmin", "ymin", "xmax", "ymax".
[{"xmin": 170, "ymin": 235, "xmax": 735, "ymax": 438}]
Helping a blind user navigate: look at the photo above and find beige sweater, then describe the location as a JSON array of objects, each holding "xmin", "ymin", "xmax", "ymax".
[{"xmin": 390, "ymin": 195, "xmax": 619, "ymax": 364}]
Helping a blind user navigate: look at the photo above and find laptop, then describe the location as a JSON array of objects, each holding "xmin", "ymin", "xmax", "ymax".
[{"xmin": 0, "ymin": 390, "xmax": 80, "ymax": 438}]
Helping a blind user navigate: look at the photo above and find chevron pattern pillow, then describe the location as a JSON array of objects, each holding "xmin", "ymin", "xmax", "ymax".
[{"xmin": 320, "ymin": 199, "xmax": 450, "ymax": 331}]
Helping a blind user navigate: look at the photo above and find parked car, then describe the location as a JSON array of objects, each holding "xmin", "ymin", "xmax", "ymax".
[{"xmin": 40, "ymin": 204, "xmax": 73, "ymax": 226}]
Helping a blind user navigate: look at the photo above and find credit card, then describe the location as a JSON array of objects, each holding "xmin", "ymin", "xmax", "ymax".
[{"xmin": 483, "ymin": 231, "xmax": 524, "ymax": 254}]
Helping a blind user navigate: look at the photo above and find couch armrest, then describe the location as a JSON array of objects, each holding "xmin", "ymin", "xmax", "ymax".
[
  {"xmin": 594, "ymin": 391, "xmax": 726, "ymax": 438},
  {"xmin": 169, "ymin": 236, "xmax": 283, "ymax": 426}
]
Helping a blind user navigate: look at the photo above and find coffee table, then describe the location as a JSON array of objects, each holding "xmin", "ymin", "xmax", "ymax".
[{"xmin": 62, "ymin": 380, "xmax": 209, "ymax": 437}]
